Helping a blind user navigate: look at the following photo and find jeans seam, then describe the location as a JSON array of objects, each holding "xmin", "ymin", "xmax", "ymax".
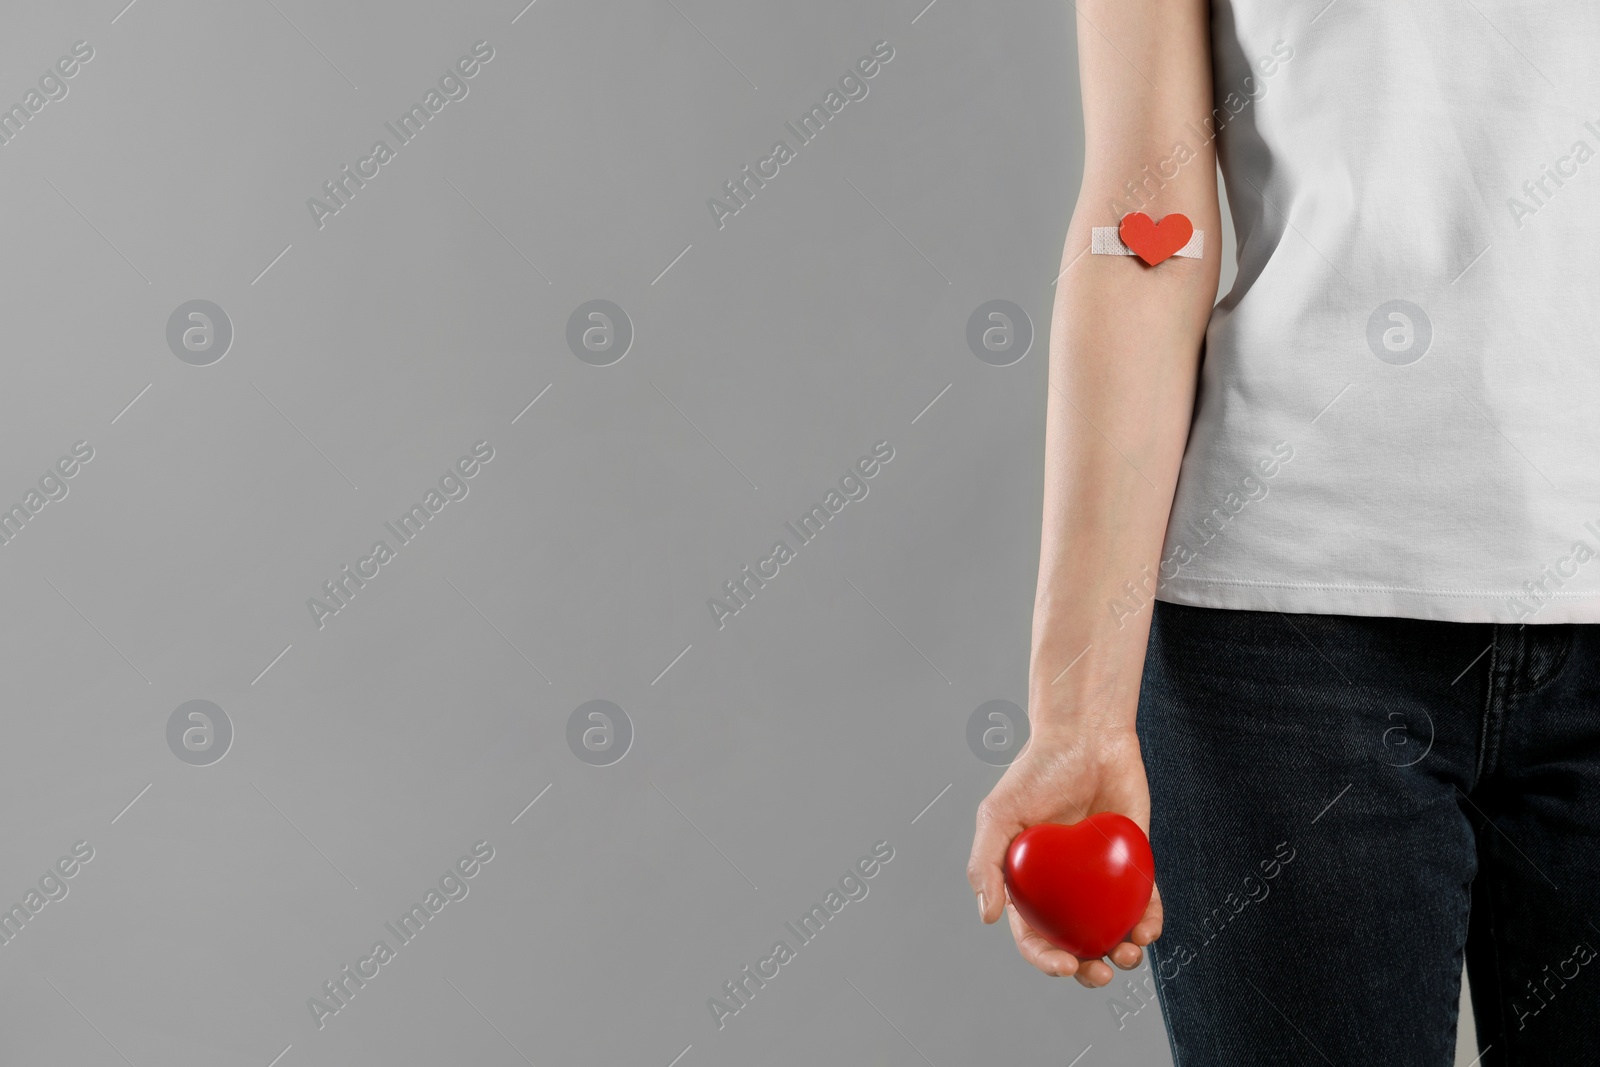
[
  {"xmin": 1147, "ymin": 940, "xmax": 1182, "ymax": 1067},
  {"xmin": 1455, "ymin": 878, "xmax": 1474, "ymax": 1064},
  {"xmin": 1509, "ymin": 626, "xmax": 1573, "ymax": 698}
]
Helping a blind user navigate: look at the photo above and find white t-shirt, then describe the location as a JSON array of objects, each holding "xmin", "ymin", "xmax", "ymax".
[{"xmin": 1157, "ymin": 1, "xmax": 1600, "ymax": 623}]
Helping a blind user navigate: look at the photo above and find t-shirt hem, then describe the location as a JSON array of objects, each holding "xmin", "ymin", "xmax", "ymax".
[{"xmin": 1156, "ymin": 576, "xmax": 1600, "ymax": 625}]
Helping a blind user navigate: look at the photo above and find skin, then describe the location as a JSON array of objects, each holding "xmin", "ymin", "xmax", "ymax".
[{"xmin": 966, "ymin": 0, "xmax": 1220, "ymax": 988}]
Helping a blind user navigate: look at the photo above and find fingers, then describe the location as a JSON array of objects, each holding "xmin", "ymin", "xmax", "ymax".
[
  {"xmin": 1103, "ymin": 880, "xmax": 1163, "ymax": 976},
  {"xmin": 966, "ymin": 799, "xmax": 1018, "ymax": 925},
  {"xmin": 1003, "ymin": 903, "xmax": 1118, "ymax": 987},
  {"xmin": 1001, "ymin": 902, "xmax": 1153, "ymax": 986},
  {"xmin": 1128, "ymin": 880, "xmax": 1164, "ymax": 946},
  {"xmin": 1073, "ymin": 958, "xmax": 1118, "ymax": 988},
  {"xmin": 1108, "ymin": 940, "xmax": 1144, "ymax": 970},
  {"xmin": 1005, "ymin": 904, "xmax": 1081, "ymax": 978},
  {"xmin": 985, "ymin": 889, "xmax": 1164, "ymax": 991}
]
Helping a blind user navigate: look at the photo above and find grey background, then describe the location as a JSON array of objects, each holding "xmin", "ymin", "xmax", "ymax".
[{"xmin": 0, "ymin": 1, "xmax": 1473, "ymax": 1065}]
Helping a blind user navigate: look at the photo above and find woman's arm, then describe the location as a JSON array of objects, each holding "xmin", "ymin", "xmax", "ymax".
[{"xmin": 967, "ymin": 0, "xmax": 1220, "ymax": 986}]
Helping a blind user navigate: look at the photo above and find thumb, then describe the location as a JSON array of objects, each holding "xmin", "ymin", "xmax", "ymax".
[{"xmin": 966, "ymin": 800, "xmax": 1019, "ymax": 924}]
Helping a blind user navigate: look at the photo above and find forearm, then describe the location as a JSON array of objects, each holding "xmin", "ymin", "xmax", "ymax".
[
  {"xmin": 1028, "ymin": 242, "xmax": 1214, "ymax": 734},
  {"xmin": 1028, "ymin": 0, "xmax": 1219, "ymax": 737}
]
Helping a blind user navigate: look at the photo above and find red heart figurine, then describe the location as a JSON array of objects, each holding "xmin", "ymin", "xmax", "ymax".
[
  {"xmin": 1117, "ymin": 211, "xmax": 1194, "ymax": 266},
  {"xmin": 1003, "ymin": 813, "xmax": 1155, "ymax": 959}
]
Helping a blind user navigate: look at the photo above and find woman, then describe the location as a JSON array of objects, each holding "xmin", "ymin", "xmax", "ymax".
[{"xmin": 967, "ymin": 2, "xmax": 1600, "ymax": 1064}]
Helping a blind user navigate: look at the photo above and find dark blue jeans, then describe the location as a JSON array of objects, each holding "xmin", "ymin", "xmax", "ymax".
[{"xmin": 1136, "ymin": 600, "xmax": 1600, "ymax": 1066}]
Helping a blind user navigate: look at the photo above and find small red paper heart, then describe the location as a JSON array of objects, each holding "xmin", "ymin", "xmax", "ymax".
[
  {"xmin": 1003, "ymin": 813, "xmax": 1155, "ymax": 959},
  {"xmin": 1118, "ymin": 211, "xmax": 1194, "ymax": 266}
]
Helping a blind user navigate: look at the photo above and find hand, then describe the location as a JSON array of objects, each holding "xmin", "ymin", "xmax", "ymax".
[{"xmin": 967, "ymin": 723, "xmax": 1162, "ymax": 986}]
